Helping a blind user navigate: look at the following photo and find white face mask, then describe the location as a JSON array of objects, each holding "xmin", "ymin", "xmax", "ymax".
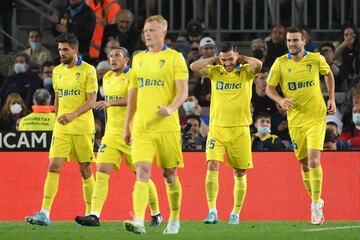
[
  {"xmin": 353, "ymin": 113, "xmax": 360, "ymax": 126},
  {"xmin": 14, "ymin": 63, "xmax": 27, "ymax": 74},
  {"xmin": 10, "ymin": 103, "xmax": 22, "ymax": 114},
  {"xmin": 183, "ymin": 101, "xmax": 195, "ymax": 113},
  {"xmin": 30, "ymin": 41, "xmax": 41, "ymax": 50},
  {"xmin": 43, "ymin": 77, "xmax": 52, "ymax": 88}
]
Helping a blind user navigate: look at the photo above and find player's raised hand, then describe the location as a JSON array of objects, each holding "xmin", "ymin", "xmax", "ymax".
[
  {"xmin": 327, "ymin": 99, "xmax": 336, "ymax": 115},
  {"xmin": 156, "ymin": 106, "xmax": 173, "ymax": 116},
  {"xmin": 93, "ymin": 101, "xmax": 109, "ymax": 110},
  {"xmin": 123, "ymin": 127, "xmax": 132, "ymax": 145},
  {"xmin": 279, "ymin": 98, "xmax": 295, "ymax": 111},
  {"xmin": 57, "ymin": 112, "xmax": 77, "ymax": 125}
]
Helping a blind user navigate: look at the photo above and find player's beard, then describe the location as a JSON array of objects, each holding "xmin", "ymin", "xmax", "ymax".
[
  {"xmin": 289, "ymin": 46, "xmax": 301, "ymax": 56},
  {"xmin": 61, "ymin": 55, "xmax": 73, "ymax": 64}
]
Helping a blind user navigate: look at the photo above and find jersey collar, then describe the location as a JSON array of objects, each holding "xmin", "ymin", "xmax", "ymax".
[
  {"xmin": 145, "ymin": 44, "xmax": 168, "ymax": 52},
  {"xmin": 124, "ymin": 65, "xmax": 130, "ymax": 73},
  {"xmin": 287, "ymin": 49, "xmax": 308, "ymax": 60},
  {"xmin": 76, "ymin": 57, "xmax": 83, "ymax": 66}
]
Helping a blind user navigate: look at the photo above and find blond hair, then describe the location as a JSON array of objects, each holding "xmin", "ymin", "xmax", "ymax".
[{"xmin": 145, "ymin": 15, "xmax": 168, "ymax": 31}]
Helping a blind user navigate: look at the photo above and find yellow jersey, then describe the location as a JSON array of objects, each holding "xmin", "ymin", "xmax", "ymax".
[
  {"xmin": 18, "ymin": 105, "xmax": 55, "ymax": 131},
  {"xmin": 52, "ymin": 57, "xmax": 98, "ymax": 134},
  {"xmin": 206, "ymin": 64, "xmax": 255, "ymax": 127},
  {"xmin": 103, "ymin": 66, "xmax": 136, "ymax": 136},
  {"xmin": 131, "ymin": 45, "xmax": 188, "ymax": 132},
  {"xmin": 267, "ymin": 51, "xmax": 330, "ymax": 127}
]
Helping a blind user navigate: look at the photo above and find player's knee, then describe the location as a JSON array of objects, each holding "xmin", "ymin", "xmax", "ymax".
[
  {"xmin": 163, "ymin": 169, "xmax": 176, "ymax": 183},
  {"xmin": 79, "ymin": 163, "xmax": 92, "ymax": 179},
  {"xmin": 48, "ymin": 161, "xmax": 62, "ymax": 173},
  {"xmin": 234, "ymin": 168, "xmax": 246, "ymax": 177},
  {"xmin": 135, "ymin": 163, "xmax": 151, "ymax": 181},
  {"xmin": 207, "ymin": 160, "xmax": 220, "ymax": 171}
]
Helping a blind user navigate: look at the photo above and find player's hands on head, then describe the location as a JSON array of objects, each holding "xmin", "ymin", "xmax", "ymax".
[
  {"xmin": 327, "ymin": 99, "xmax": 336, "ymax": 115},
  {"xmin": 156, "ymin": 106, "xmax": 173, "ymax": 116},
  {"xmin": 93, "ymin": 101, "xmax": 110, "ymax": 110},
  {"xmin": 57, "ymin": 112, "xmax": 77, "ymax": 125},
  {"xmin": 279, "ymin": 98, "xmax": 295, "ymax": 111}
]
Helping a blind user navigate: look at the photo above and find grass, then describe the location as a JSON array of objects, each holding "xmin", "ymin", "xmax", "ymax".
[{"xmin": 0, "ymin": 221, "xmax": 359, "ymax": 240}]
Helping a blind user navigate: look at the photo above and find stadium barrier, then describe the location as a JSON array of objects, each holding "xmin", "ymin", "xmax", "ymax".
[{"xmin": 0, "ymin": 151, "xmax": 358, "ymax": 221}]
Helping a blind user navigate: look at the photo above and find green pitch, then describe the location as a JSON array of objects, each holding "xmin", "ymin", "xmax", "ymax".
[{"xmin": 1, "ymin": 221, "xmax": 359, "ymax": 240}]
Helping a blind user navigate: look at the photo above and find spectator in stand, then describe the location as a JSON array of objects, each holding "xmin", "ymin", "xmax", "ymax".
[
  {"xmin": 0, "ymin": 0, "xmax": 14, "ymax": 54},
  {"xmin": 251, "ymin": 38, "xmax": 267, "ymax": 64},
  {"xmin": 101, "ymin": 9, "xmax": 139, "ymax": 57},
  {"xmin": 335, "ymin": 23, "xmax": 360, "ymax": 78},
  {"xmin": 340, "ymin": 80, "xmax": 360, "ymax": 130},
  {"xmin": 0, "ymin": 52, "xmax": 43, "ymax": 108},
  {"xmin": 96, "ymin": 60, "xmax": 111, "ymax": 101},
  {"xmin": 326, "ymin": 117, "xmax": 352, "ymax": 150},
  {"xmin": 320, "ymin": 43, "xmax": 348, "ymax": 92},
  {"xmin": 191, "ymin": 37, "xmax": 216, "ymax": 106},
  {"xmin": 0, "ymin": 93, "xmax": 30, "ymax": 131},
  {"xmin": 339, "ymin": 103, "xmax": 360, "ymax": 150},
  {"xmin": 252, "ymin": 112, "xmax": 285, "ymax": 151},
  {"xmin": 182, "ymin": 114, "xmax": 207, "ymax": 150},
  {"xmin": 174, "ymin": 19, "xmax": 205, "ymax": 59},
  {"xmin": 22, "ymin": 29, "xmax": 53, "ymax": 70},
  {"xmin": 39, "ymin": 61, "xmax": 55, "ymax": 104},
  {"xmin": 18, "ymin": 89, "xmax": 55, "ymax": 131},
  {"xmin": 252, "ymin": 68, "xmax": 277, "ymax": 118},
  {"xmin": 181, "ymin": 96, "xmax": 209, "ymax": 138},
  {"xmin": 271, "ymin": 102, "xmax": 291, "ymax": 148},
  {"xmin": 51, "ymin": 0, "xmax": 95, "ymax": 59},
  {"xmin": 323, "ymin": 128, "xmax": 338, "ymax": 150},
  {"xmin": 101, "ymin": 38, "xmax": 121, "ymax": 62},
  {"xmin": 264, "ymin": 24, "xmax": 287, "ymax": 68},
  {"xmin": 86, "ymin": 0, "xmax": 121, "ymax": 61},
  {"xmin": 302, "ymin": 26, "xmax": 318, "ymax": 52}
]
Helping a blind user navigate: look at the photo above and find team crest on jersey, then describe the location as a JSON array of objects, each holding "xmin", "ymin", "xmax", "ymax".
[
  {"xmin": 306, "ymin": 64, "xmax": 312, "ymax": 72},
  {"xmin": 75, "ymin": 72, "xmax": 81, "ymax": 80},
  {"xmin": 59, "ymin": 74, "xmax": 62, "ymax": 79},
  {"xmin": 139, "ymin": 62, "xmax": 143, "ymax": 68},
  {"xmin": 288, "ymin": 68, "xmax": 292, "ymax": 73},
  {"xmin": 159, "ymin": 59, "xmax": 165, "ymax": 67},
  {"xmin": 235, "ymin": 70, "xmax": 240, "ymax": 76}
]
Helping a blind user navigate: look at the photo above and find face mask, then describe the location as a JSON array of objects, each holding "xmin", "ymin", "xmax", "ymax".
[
  {"xmin": 14, "ymin": 63, "xmax": 27, "ymax": 74},
  {"xmin": 258, "ymin": 127, "xmax": 271, "ymax": 135},
  {"xmin": 10, "ymin": 103, "xmax": 22, "ymax": 114},
  {"xmin": 43, "ymin": 77, "xmax": 52, "ymax": 88},
  {"xmin": 353, "ymin": 113, "xmax": 360, "ymax": 125},
  {"xmin": 30, "ymin": 42, "xmax": 41, "ymax": 50},
  {"xmin": 183, "ymin": 101, "xmax": 195, "ymax": 113}
]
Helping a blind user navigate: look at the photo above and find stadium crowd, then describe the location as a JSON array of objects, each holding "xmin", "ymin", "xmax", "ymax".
[{"xmin": 0, "ymin": 0, "xmax": 359, "ymax": 151}]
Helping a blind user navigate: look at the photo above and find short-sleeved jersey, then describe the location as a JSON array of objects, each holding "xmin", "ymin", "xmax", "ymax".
[
  {"xmin": 131, "ymin": 45, "xmax": 189, "ymax": 132},
  {"xmin": 103, "ymin": 66, "xmax": 136, "ymax": 136},
  {"xmin": 206, "ymin": 64, "xmax": 255, "ymax": 127},
  {"xmin": 52, "ymin": 57, "xmax": 98, "ymax": 134},
  {"xmin": 267, "ymin": 51, "xmax": 330, "ymax": 127}
]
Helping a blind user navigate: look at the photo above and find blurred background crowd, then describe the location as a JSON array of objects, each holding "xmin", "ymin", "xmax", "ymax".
[{"xmin": 0, "ymin": 0, "xmax": 359, "ymax": 151}]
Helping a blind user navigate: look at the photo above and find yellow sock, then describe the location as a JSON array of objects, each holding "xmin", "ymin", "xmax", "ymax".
[
  {"xmin": 91, "ymin": 172, "xmax": 110, "ymax": 214},
  {"xmin": 205, "ymin": 170, "xmax": 219, "ymax": 209},
  {"xmin": 301, "ymin": 170, "xmax": 312, "ymax": 199},
  {"xmin": 309, "ymin": 166, "xmax": 323, "ymax": 203},
  {"xmin": 232, "ymin": 175, "xmax": 247, "ymax": 214},
  {"xmin": 82, "ymin": 175, "xmax": 95, "ymax": 215},
  {"xmin": 147, "ymin": 179, "xmax": 160, "ymax": 215},
  {"xmin": 41, "ymin": 172, "xmax": 60, "ymax": 211},
  {"xmin": 133, "ymin": 180, "xmax": 149, "ymax": 220},
  {"xmin": 165, "ymin": 176, "xmax": 182, "ymax": 220}
]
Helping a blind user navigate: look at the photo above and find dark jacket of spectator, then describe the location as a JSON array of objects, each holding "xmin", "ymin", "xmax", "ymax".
[
  {"xmin": 52, "ymin": 1, "xmax": 95, "ymax": 57},
  {"xmin": 0, "ymin": 69, "xmax": 43, "ymax": 108},
  {"xmin": 252, "ymin": 133, "xmax": 286, "ymax": 151}
]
